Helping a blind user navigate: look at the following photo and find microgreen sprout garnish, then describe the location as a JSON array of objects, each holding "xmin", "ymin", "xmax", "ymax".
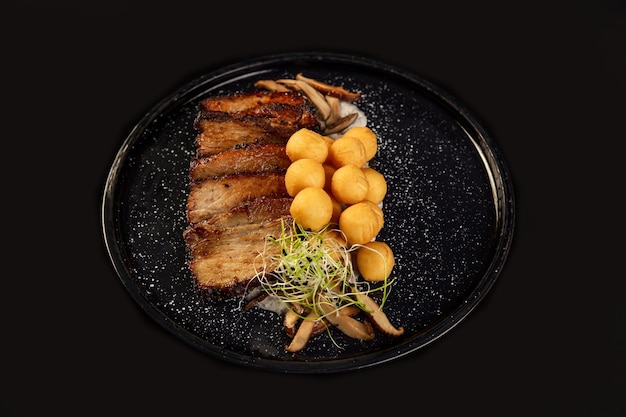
[{"xmin": 253, "ymin": 218, "xmax": 394, "ymax": 326}]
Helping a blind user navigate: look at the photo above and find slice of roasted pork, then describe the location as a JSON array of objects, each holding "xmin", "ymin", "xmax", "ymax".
[
  {"xmin": 193, "ymin": 91, "xmax": 320, "ymax": 158},
  {"xmin": 198, "ymin": 91, "xmax": 318, "ymax": 126},
  {"xmin": 189, "ymin": 218, "xmax": 293, "ymax": 298},
  {"xmin": 183, "ymin": 196, "xmax": 292, "ymax": 246},
  {"xmin": 187, "ymin": 172, "xmax": 289, "ymax": 225},
  {"xmin": 194, "ymin": 117, "xmax": 293, "ymax": 158},
  {"xmin": 189, "ymin": 143, "xmax": 290, "ymax": 182}
]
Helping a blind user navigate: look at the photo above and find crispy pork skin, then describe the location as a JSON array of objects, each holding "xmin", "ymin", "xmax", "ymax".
[{"xmin": 198, "ymin": 91, "xmax": 307, "ymax": 112}]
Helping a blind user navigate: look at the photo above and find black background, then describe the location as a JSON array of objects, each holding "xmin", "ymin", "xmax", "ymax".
[{"xmin": 4, "ymin": 1, "xmax": 624, "ymax": 415}]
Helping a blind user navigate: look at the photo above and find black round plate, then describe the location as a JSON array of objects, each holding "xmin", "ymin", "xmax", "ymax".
[{"xmin": 101, "ymin": 52, "xmax": 515, "ymax": 373}]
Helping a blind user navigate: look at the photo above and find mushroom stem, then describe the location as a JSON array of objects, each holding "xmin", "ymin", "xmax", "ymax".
[
  {"xmin": 324, "ymin": 113, "xmax": 359, "ymax": 135},
  {"xmin": 355, "ymin": 293, "xmax": 404, "ymax": 337},
  {"xmin": 284, "ymin": 308, "xmax": 301, "ymax": 338},
  {"xmin": 295, "ymin": 80, "xmax": 331, "ymax": 121},
  {"xmin": 254, "ymin": 79, "xmax": 291, "ymax": 92},
  {"xmin": 296, "ymin": 73, "xmax": 361, "ymax": 102},
  {"xmin": 319, "ymin": 302, "xmax": 374, "ymax": 341},
  {"xmin": 285, "ymin": 309, "xmax": 321, "ymax": 353}
]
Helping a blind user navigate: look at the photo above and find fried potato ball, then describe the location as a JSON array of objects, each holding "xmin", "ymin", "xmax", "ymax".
[
  {"xmin": 285, "ymin": 158, "xmax": 325, "ymax": 197},
  {"xmin": 356, "ymin": 241, "xmax": 395, "ymax": 281},
  {"xmin": 338, "ymin": 201, "xmax": 384, "ymax": 245},
  {"xmin": 286, "ymin": 128, "xmax": 329, "ymax": 163},
  {"xmin": 342, "ymin": 126, "xmax": 378, "ymax": 162},
  {"xmin": 361, "ymin": 167, "xmax": 387, "ymax": 204},
  {"xmin": 323, "ymin": 228, "xmax": 348, "ymax": 248},
  {"xmin": 363, "ymin": 200, "xmax": 384, "ymax": 230},
  {"xmin": 327, "ymin": 135, "xmax": 367, "ymax": 168},
  {"xmin": 322, "ymin": 163, "xmax": 336, "ymax": 193},
  {"xmin": 331, "ymin": 164, "xmax": 369, "ymax": 204},
  {"xmin": 322, "ymin": 135, "xmax": 335, "ymax": 149},
  {"xmin": 322, "ymin": 228, "xmax": 349, "ymax": 263},
  {"xmin": 290, "ymin": 187, "xmax": 333, "ymax": 231},
  {"xmin": 329, "ymin": 194, "xmax": 343, "ymax": 224}
]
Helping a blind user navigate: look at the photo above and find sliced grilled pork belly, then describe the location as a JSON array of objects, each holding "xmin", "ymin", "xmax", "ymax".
[
  {"xmin": 198, "ymin": 91, "xmax": 317, "ymax": 126},
  {"xmin": 186, "ymin": 172, "xmax": 289, "ymax": 225},
  {"xmin": 194, "ymin": 116, "xmax": 296, "ymax": 158},
  {"xmin": 198, "ymin": 102, "xmax": 318, "ymax": 127},
  {"xmin": 189, "ymin": 143, "xmax": 290, "ymax": 181},
  {"xmin": 193, "ymin": 91, "xmax": 320, "ymax": 158},
  {"xmin": 189, "ymin": 218, "xmax": 293, "ymax": 298},
  {"xmin": 183, "ymin": 196, "xmax": 292, "ymax": 246},
  {"xmin": 185, "ymin": 90, "xmax": 321, "ymax": 298}
]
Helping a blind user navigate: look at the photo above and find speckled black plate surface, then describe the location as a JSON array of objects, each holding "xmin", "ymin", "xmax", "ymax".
[{"xmin": 102, "ymin": 52, "xmax": 515, "ymax": 373}]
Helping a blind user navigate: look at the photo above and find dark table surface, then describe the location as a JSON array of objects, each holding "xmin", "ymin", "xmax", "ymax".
[{"xmin": 4, "ymin": 1, "xmax": 624, "ymax": 415}]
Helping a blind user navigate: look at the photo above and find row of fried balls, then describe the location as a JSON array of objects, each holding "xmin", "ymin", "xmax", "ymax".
[{"xmin": 284, "ymin": 126, "xmax": 395, "ymax": 282}]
